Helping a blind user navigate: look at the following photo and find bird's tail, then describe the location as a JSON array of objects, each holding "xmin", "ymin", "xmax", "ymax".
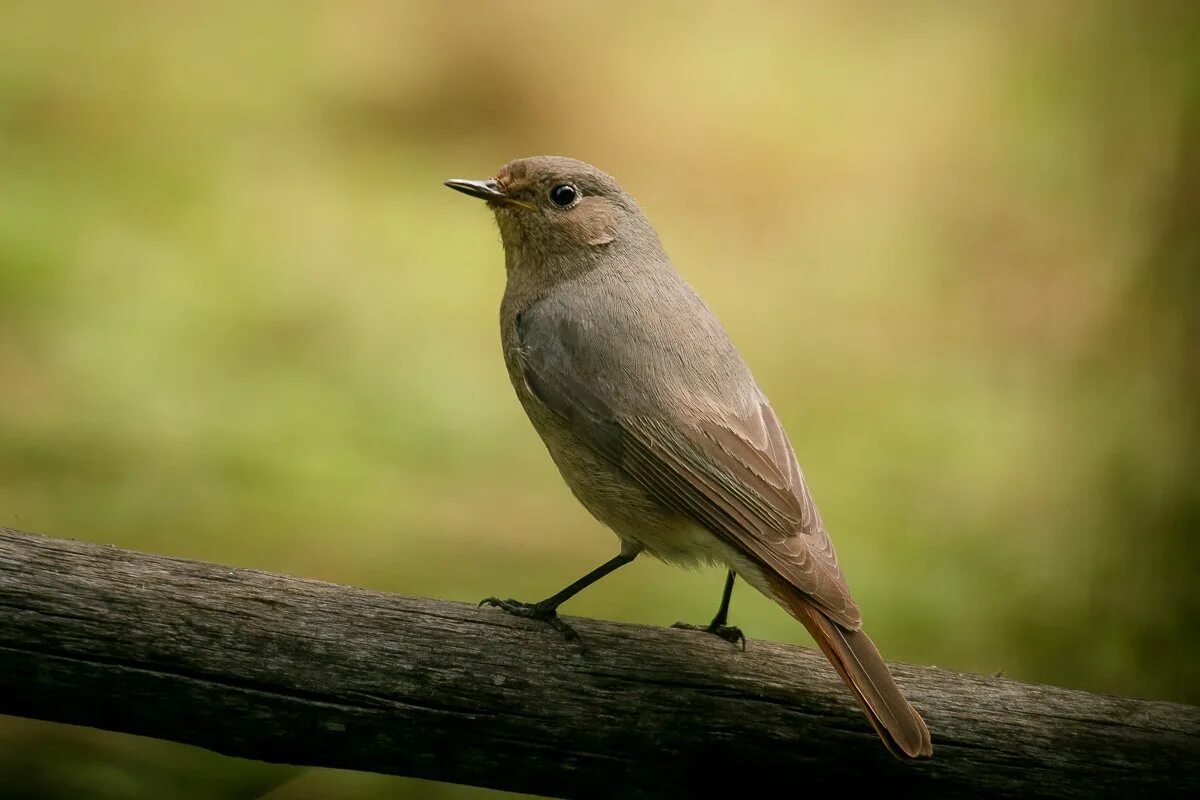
[{"xmin": 768, "ymin": 575, "xmax": 932, "ymax": 758}]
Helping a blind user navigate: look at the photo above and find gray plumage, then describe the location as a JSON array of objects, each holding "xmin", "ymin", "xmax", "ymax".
[{"xmin": 446, "ymin": 155, "xmax": 932, "ymax": 758}]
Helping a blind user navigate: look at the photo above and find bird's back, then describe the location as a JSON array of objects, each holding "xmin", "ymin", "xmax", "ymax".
[{"xmin": 502, "ymin": 259, "xmax": 763, "ymax": 423}]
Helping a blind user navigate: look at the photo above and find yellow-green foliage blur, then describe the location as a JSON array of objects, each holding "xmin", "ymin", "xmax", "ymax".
[{"xmin": 1, "ymin": 2, "xmax": 1197, "ymax": 798}]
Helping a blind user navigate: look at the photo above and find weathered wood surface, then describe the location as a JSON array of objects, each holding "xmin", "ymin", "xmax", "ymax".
[{"xmin": 0, "ymin": 527, "xmax": 1196, "ymax": 798}]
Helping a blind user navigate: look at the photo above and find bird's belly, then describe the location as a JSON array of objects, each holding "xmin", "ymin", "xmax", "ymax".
[
  {"xmin": 524, "ymin": 406, "xmax": 727, "ymax": 568},
  {"xmin": 518, "ymin": 407, "xmax": 681, "ymax": 556}
]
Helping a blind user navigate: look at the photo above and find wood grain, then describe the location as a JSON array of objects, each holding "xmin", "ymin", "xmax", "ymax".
[{"xmin": 1, "ymin": 527, "xmax": 1196, "ymax": 798}]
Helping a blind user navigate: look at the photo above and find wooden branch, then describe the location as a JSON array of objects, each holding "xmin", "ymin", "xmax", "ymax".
[{"xmin": 0, "ymin": 528, "xmax": 1196, "ymax": 798}]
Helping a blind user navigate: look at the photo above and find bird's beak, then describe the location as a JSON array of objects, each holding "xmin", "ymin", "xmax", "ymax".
[{"xmin": 443, "ymin": 178, "xmax": 532, "ymax": 209}]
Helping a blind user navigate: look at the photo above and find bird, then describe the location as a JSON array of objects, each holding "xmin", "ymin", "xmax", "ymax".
[{"xmin": 444, "ymin": 156, "xmax": 932, "ymax": 758}]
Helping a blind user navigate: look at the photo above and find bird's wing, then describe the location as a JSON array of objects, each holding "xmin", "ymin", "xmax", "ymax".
[{"xmin": 515, "ymin": 308, "xmax": 862, "ymax": 629}]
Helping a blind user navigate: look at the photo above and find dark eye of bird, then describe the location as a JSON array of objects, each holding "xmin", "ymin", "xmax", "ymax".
[{"xmin": 549, "ymin": 184, "xmax": 578, "ymax": 207}]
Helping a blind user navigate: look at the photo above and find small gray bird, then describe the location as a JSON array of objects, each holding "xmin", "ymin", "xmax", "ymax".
[{"xmin": 445, "ymin": 156, "xmax": 932, "ymax": 758}]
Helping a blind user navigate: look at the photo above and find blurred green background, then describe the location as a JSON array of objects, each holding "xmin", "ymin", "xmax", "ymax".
[{"xmin": 1, "ymin": 1, "xmax": 1198, "ymax": 798}]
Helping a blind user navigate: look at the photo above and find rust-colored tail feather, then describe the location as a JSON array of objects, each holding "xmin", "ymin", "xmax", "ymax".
[{"xmin": 769, "ymin": 577, "xmax": 932, "ymax": 758}]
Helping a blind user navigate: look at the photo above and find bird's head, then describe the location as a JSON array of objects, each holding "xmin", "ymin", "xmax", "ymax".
[{"xmin": 445, "ymin": 156, "xmax": 660, "ymax": 272}]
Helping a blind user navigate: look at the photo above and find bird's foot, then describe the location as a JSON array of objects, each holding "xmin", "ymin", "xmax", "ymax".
[
  {"xmin": 479, "ymin": 597, "xmax": 580, "ymax": 642},
  {"xmin": 671, "ymin": 620, "xmax": 746, "ymax": 650}
]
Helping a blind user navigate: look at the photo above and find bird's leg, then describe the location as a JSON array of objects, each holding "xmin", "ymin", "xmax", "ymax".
[
  {"xmin": 480, "ymin": 551, "xmax": 636, "ymax": 642},
  {"xmin": 672, "ymin": 569, "xmax": 745, "ymax": 649}
]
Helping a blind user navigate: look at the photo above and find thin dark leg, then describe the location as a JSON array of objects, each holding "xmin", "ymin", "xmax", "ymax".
[
  {"xmin": 710, "ymin": 568, "xmax": 736, "ymax": 627},
  {"xmin": 480, "ymin": 552, "xmax": 636, "ymax": 641},
  {"xmin": 672, "ymin": 569, "xmax": 745, "ymax": 649}
]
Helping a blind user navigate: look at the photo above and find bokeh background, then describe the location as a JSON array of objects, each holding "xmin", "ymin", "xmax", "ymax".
[{"xmin": 1, "ymin": 1, "xmax": 1197, "ymax": 798}]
